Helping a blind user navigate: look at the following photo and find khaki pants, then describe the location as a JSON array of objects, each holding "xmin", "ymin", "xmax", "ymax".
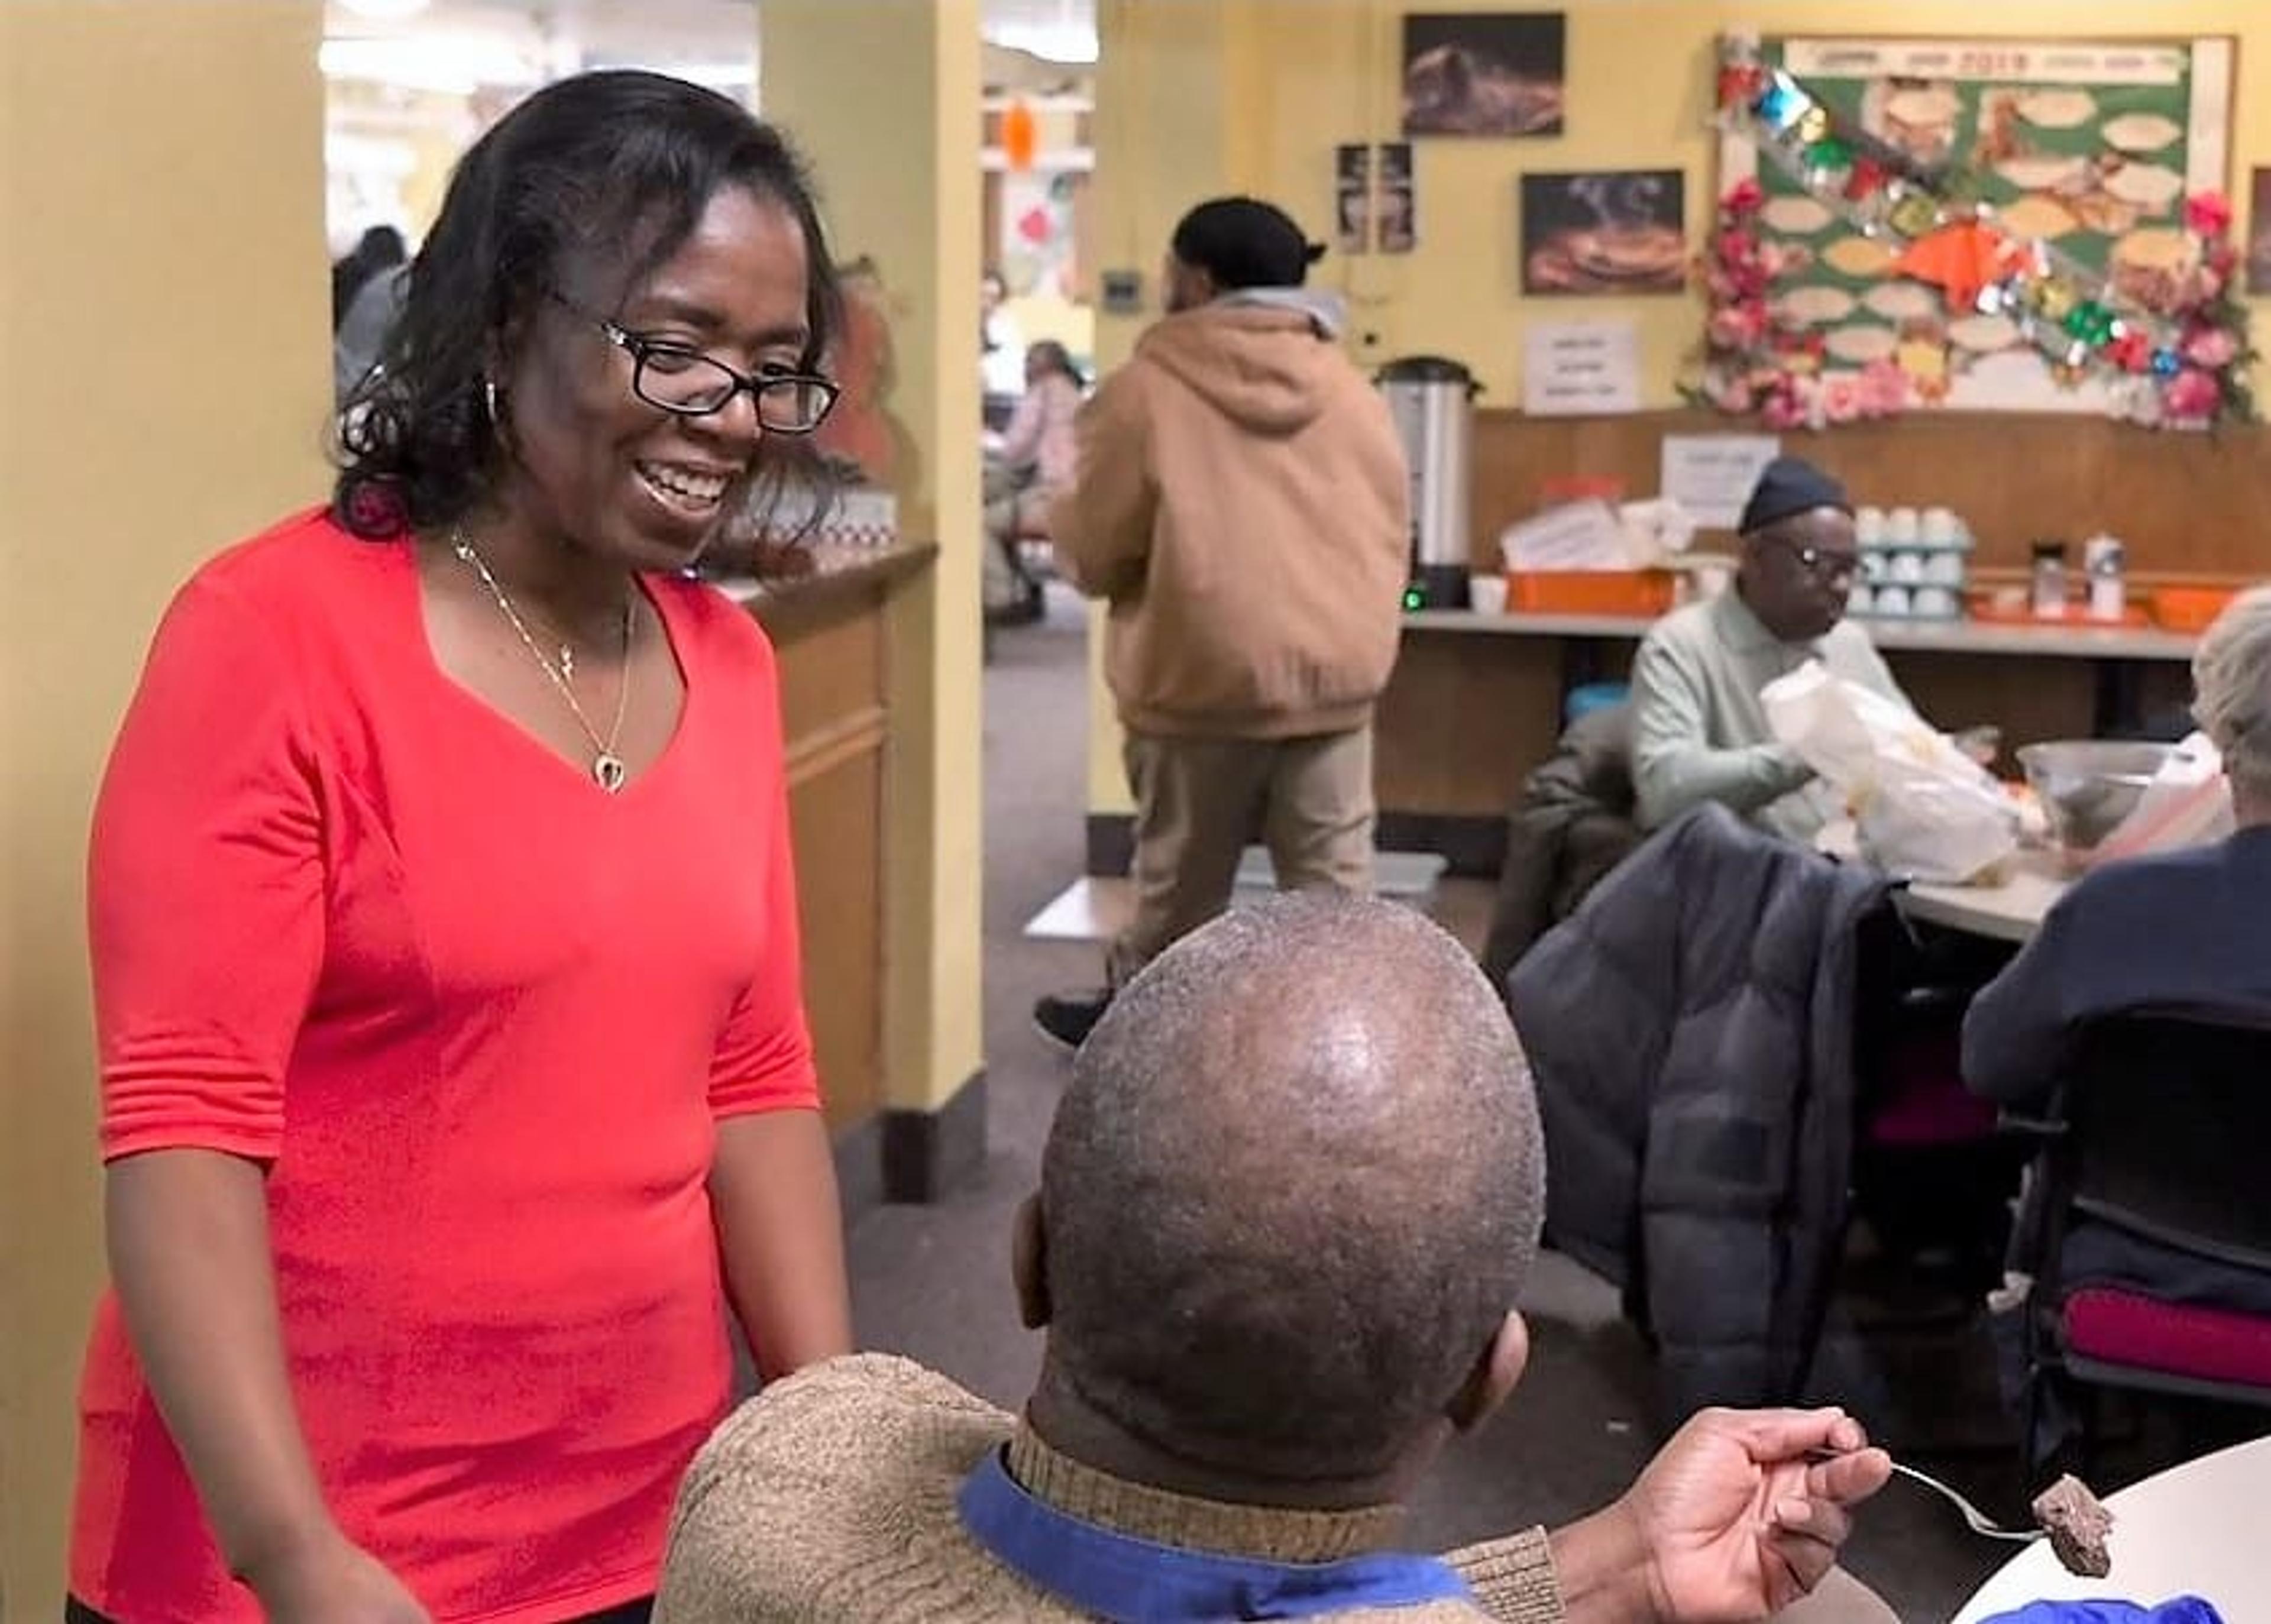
[{"xmin": 1108, "ymin": 725, "xmax": 1375, "ymax": 987}]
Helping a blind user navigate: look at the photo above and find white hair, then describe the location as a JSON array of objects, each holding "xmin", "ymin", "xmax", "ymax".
[{"xmin": 2192, "ymin": 584, "xmax": 2271, "ymax": 804}]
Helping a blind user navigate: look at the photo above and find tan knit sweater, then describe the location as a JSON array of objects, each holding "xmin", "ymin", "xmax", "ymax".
[{"xmin": 653, "ymin": 1354, "xmax": 1564, "ymax": 1623}]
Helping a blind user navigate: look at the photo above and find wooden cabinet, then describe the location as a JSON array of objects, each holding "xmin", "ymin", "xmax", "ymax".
[{"xmin": 743, "ymin": 546, "xmax": 934, "ymax": 1137}]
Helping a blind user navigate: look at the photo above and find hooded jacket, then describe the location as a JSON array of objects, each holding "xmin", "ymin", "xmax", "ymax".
[
  {"xmin": 1049, "ymin": 300, "xmax": 1409, "ymax": 739},
  {"xmin": 1479, "ymin": 703, "xmax": 1644, "ymax": 993}
]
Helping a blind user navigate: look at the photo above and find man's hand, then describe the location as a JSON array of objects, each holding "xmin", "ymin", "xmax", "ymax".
[
  {"xmin": 1620, "ymin": 1406, "xmax": 1891, "ymax": 1622},
  {"xmin": 245, "ymin": 1529, "xmax": 431, "ymax": 1624}
]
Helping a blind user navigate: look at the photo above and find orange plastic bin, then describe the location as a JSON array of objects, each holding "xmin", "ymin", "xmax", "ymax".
[
  {"xmin": 2153, "ymin": 587, "xmax": 2237, "ymax": 635},
  {"xmin": 1505, "ymin": 569, "xmax": 1677, "ymax": 617}
]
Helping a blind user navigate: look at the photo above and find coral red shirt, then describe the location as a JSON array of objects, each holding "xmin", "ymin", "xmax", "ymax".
[{"xmin": 72, "ymin": 510, "xmax": 821, "ymax": 1624}]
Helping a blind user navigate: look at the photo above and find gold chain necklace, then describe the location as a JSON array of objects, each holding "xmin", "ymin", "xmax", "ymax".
[{"xmin": 450, "ymin": 530, "xmax": 636, "ymax": 792}]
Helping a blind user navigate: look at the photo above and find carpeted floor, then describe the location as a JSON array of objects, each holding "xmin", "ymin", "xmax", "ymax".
[{"xmin": 844, "ymin": 585, "xmax": 2027, "ymax": 1620}]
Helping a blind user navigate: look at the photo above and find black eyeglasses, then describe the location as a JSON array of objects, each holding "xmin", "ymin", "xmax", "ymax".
[
  {"xmin": 545, "ymin": 289, "xmax": 839, "ymax": 434},
  {"xmin": 1776, "ymin": 537, "xmax": 1860, "ymax": 584}
]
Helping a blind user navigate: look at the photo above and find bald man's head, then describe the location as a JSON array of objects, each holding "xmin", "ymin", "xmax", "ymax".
[{"xmin": 1039, "ymin": 892, "xmax": 1546, "ymax": 1481}]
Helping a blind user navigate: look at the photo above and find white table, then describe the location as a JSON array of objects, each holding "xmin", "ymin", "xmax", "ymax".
[
  {"xmin": 1950, "ymin": 1435, "xmax": 2271, "ymax": 1621},
  {"xmin": 1895, "ymin": 848, "xmax": 2069, "ymax": 944},
  {"xmin": 1817, "ymin": 823, "xmax": 2068, "ymax": 943}
]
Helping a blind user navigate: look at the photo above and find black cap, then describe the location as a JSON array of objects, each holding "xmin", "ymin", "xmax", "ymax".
[
  {"xmin": 1739, "ymin": 456, "xmax": 1852, "ymax": 535},
  {"xmin": 1170, "ymin": 196, "xmax": 1327, "ymax": 291}
]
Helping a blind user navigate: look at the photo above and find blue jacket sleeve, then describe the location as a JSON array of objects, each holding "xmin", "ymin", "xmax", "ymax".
[{"xmin": 1960, "ymin": 904, "xmax": 2076, "ymax": 1104}]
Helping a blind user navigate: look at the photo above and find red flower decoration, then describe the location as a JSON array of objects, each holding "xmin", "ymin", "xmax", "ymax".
[
  {"xmin": 1722, "ymin": 179, "xmax": 1765, "ymax": 219},
  {"xmin": 2105, "ymin": 331, "xmax": 2153, "ymax": 374},
  {"xmin": 1845, "ymin": 157, "xmax": 1889, "ymax": 202},
  {"xmin": 1717, "ymin": 63, "xmax": 1766, "ymax": 111},
  {"xmin": 2164, "ymin": 366, "xmax": 2223, "ymax": 421},
  {"xmin": 2185, "ymin": 192, "xmax": 2234, "ymax": 240}
]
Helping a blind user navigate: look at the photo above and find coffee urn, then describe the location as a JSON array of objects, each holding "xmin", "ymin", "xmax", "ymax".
[{"xmin": 1376, "ymin": 355, "xmax": 1480, "ymax": 610}]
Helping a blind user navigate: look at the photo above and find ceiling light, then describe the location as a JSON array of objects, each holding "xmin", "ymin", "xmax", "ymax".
[{"xmin": 319, "ymin": 34, "xmax": 544, "ymax": 95}]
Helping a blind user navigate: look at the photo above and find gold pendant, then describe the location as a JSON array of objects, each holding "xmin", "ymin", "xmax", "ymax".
[{"xmin": 594, "ymin": 753, "xmax": 628, "ymax": 793}]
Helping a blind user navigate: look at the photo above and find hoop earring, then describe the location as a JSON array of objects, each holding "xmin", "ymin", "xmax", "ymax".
[{"xmin": 483, "ymin": 375, "xmax": 500, "ymax": 423}]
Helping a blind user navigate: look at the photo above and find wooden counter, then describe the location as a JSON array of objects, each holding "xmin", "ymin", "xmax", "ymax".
[
  {"xmin": 1375, "ymin": 606, "xmax": 2196, "ymax": 874},
  {"xmin": 1470, "ymin": 407, "xmax": 2271, "ymax": 579},
  {"xmin": 718, "ymin": 542, "xmax": 936, "ymax": 1154},
  {"xmin": 1404, "ymin": 607, "xmax": 2198, "ymax": 661},
  {"xmin": 1351, "ymin": 401, "xmax": 2249, "ymax": 875}
]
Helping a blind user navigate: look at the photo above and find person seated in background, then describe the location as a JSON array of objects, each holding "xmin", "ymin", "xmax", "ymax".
[
  {"xmin": 982, "ymin": 339, "xmax": 1084, "ymax": 625},
  {"xmin": 331, "ymin": 222, "xmax": 405, "ymax": 331},
  {"xmin": 981, "ymin": 266, "xmax": 1027, "ymax": 402},
  {"xmin": 1631, "ymin": 457, "xmax": 1913, "ymax": 842},
  {"xmin": 1480, "ymin": 700, "xmax": 1644, "ymax": 995},
  {"xmin": 657, "ymin": 893, "xmax": 1897, "ymax": 1624},
  {"xmin": 332, "ymin": 239, "xmax": 412, "ymax": 403},
  {"xmin": 1963, "ymin": 585, "xmax": 2271, "ymax": 1103}
]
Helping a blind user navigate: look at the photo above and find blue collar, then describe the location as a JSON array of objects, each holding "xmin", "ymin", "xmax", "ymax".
[{"xmin": 957, "ymin": 1447, "xmax": 1474, "ymax": 1622}]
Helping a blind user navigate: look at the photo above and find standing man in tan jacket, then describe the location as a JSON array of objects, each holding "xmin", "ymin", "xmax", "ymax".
[{"xmin": 1034, "ymin": 196, "xmax": 1411, "ymax": 1048}]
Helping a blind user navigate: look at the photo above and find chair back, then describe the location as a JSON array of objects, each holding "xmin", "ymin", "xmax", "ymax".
[{"xmin": 2069, "ymin": 1016, "xmax": 2271, "ymax": 1270}]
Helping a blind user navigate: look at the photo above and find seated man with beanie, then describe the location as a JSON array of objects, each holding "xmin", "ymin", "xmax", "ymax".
[
  {"xmin": 1631, "ymin": 457, "xmax": 1913, "ymax": 843},
  {"xmin": 657, "ymin": 893, "xmax": 1899, "ymax": 1624},
  {"xmin": 1032, "ymin": 196, "xmax": 1411, "ymax": 1050}
]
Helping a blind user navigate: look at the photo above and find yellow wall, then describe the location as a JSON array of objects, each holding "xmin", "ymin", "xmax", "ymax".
[
  {"xmin": 1085, "ymin": 0, "xmax": 2271, "ymax": 813},
  {"xmin": 0, "ymin": 4, "xmax": 331, "ymax": 1617},
  {"xmin": 760, "ymin": 0, "xmax": 986, "ymax": 1112}
]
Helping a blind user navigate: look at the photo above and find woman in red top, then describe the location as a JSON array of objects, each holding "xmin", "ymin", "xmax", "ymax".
[{"xmin": 74, "ymin": 72, "xmax": 853, "ymax": 1624}]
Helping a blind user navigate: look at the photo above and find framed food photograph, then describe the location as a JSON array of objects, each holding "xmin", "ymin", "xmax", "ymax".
[
  {"xmin": 1521, "ymin": 169, "xmax": 1688, "ymax": 295},
  {"xmin": 2249, "ymin": 166, "xmax": 2271, "ymax": 293},
  {"xmin": 1334, "ymin": 143, "xmax": 1372, "ymax": 254},
  {"xmin": 1401, "ymin": 12, "xmax": 1565, "ymax": 138},
  {"xmin": 1377, "ymin": 141, "xmax": 1418, "ymax": 253}
]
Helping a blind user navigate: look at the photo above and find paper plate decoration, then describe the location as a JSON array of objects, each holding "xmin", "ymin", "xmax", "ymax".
[{"xmin": 1691, "ymin": 33, "xmax": 2254, "ymax": 431}]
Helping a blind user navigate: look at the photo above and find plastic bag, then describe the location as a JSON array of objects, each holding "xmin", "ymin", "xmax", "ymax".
[
  {"xmin": 2086, "ymin": 731, "xmax": 2234, "ymax": 869},
  {"xmin": 1763, "ymin": 661, "xmax": 2020, "ymax": 884}
]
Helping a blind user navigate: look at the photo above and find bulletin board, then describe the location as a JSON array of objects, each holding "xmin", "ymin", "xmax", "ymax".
[{"xmin": 1720, "ymin": 36, "xmax": 2235, "ymax": 413}]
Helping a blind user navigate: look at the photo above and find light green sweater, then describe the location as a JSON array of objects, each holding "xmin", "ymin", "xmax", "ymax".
[
  {"xmin": 654, "ymin": 1354, "xmax": 1565, "ymax": 1623},
  {"xmin": 1631, "ymin": 590, "xmax": 1913, "ymax": 842}
]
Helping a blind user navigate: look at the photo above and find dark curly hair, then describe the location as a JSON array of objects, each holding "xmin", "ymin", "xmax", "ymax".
[{"xmin": 334, "ymin": 71, "xmax": 841, "ymax": 549}]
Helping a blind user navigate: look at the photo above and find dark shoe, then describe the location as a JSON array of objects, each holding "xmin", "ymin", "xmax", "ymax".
[
  {"xmin": 985, "ymin": 590, "xmax": 1044, "ymax": 629},
  {"xmin": 1034, "ymin": 988, "xmax": 1111, "ymax": 1050}
]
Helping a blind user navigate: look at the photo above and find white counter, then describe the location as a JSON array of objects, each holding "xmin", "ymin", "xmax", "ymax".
[{"xmin": 1405, "ymin": 607, "xmax": 2198, "ymax": 663}]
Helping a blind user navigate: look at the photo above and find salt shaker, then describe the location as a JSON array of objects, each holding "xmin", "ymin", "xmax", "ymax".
[
  {"xmin": 2083, "ymin": 535, "xmax": 2127, "ymax": 622},
  {"xmin": 2030, "ymin": 541, "xmax": 2069, "ymax": 619}
]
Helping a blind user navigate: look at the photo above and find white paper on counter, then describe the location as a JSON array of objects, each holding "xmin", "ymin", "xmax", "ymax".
[
  {"xmin": 1659, "ymin": 434, "xmax": 1781, "ymax": 530},
  {"xmin": 1522, "ymin": 320, "xmax": 1639, "ymax": 416},
  {"xmin": 1618, "ymin": 497, "xmax": 1696, "ymax": 562},
  {"xmin": 1499, "ymin": 500, "xmax": 1633, "ymax": 571}
]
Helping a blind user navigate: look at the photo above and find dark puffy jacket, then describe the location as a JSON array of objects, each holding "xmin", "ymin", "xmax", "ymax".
[
  {"xmin": 1506, "ymin": 803, "xmax": 1891, "ymax": 1419},
  {"xmin": 1480, "ymin": 703, "xmax": 1643, "ymax": 993}
]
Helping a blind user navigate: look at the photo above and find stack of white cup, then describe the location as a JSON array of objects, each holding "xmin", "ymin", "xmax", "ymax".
[{"xmin": 1851, "ymin": 506, "xmax": 1968, "ymax": 621}]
